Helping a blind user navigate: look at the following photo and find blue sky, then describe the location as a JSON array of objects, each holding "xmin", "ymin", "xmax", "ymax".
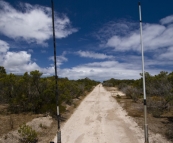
[{"xmin": 0, "ymin": 0, "xmax": 173, "ymax": 81}]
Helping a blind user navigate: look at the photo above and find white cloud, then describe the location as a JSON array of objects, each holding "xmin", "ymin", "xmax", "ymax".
[
  {"xmin": 0, "ymin": 46, "xmax": 56, "ymax": 75},
  {"xmin": 0, "ymin": 39, "xmax": 10, "ymax": 64},
  {"xmin": 58, "ymin": 60, "xmax": 162, "ymax": 81},
  {"xmin": 1, "ymin": 13, "xmax": 173, "ymax": 81},
  {"xmin": 105, "ymin": 23, "xmax": 173, "ymax": 52},
  {"xmin": 2, "ymin": 51, "xmax": 40, "ymax": 73},
  {"xmin": 86, "ymin": 16, "xmax": 173, "ymax": 80},
  {"xmin": 106, "ymin": 33, "xmax": 140, "ymax": 51},
  {"xmin": 49, "ymin": 53, "xmax": 68, "ymax": 67},
  {"xmin": 142, "ymin": 24, "xmax": 172, "ymax": 50},
  {"xmin": 0, "ymin": 40, "xmax": 169, "ymax": 81},
  {"xmin": 98, "ymin": 20, "xmax": 173, "ymax": 79},
  {"xmin": 0, "ymin": 40, "xmax": 9, "ymax": 53},
  {"xmin": 0, "ymin": 39, "xmax": 66, "ymax": 76},
  {"xmin": 158, "ymin": 47, "xmax": 173, "ymax": 60},
  {"xmin": 4, "ymin": 51, "xmax": 31, "ymax": 67},
  {"xmin": 76, "ymin": 50, "xmax": 114, "ymax": 59},
  {"xmin": 160, "ymin": 15, "xmax": 173, "ymax": 25},
  {"xmin": 0, "ymin": 40, "xmax": 41, "ymax": 73},
  {"xmin": 0, "ymin": 1, "xmax": 77, "ymax": 45},
  {"xmin": 95, "ymin": 20, "xmax": 138, "ymax": 42},
  {"xmin": 99, "ymin": 19, "xmax": 173, "ymax": 52}
]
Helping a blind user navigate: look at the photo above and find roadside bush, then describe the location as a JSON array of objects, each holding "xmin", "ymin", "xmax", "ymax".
[
  {"xmin": 18, "ymin": 124, "xmax": 38, "ymax": 143},
  {"xmin": 148, "ymin": 95, "xmax": 173, "ymax": 114},
  {"xmin": 116, "ymin": 94, "xmax": 121, "ymax": 99},
  {"xmin": 151, "ymin": 108, "xmax": 163, "ymax": 118},
  {"xmin": 59, "ymin": 104, "xmax": 66, "ymax": 113},
  {"xmin": 121, "ymin": 86, "xmax": 140, "ymax": 102},
  {"xmin": 147, "ymin": 96, "xmax": 162, "ymax": 108},
  {"xmin": 118, "ymin": 83, "xmax": 127, "ymax": 90},
  {"xmin": 0, "ymin": 67, "xmax": 98, "ymax": 115},
  {"xmin": 165, "ymin": 125, "xmax": 173, "ymax": 141}
]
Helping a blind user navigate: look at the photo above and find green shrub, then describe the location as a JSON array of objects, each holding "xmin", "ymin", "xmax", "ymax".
[
  {"xmin": 39, "ymin": 123, "xmax": 47, "ymax": 129},
  {"xmin": 59, "ymin": 104, "xmax": 66, "ymax": 113},
  {"xmin": 151, "ymin": 108, "xmax": 163, "ymax": 118},
  {"xmin": 18, "ymin": 124, "xmax": 38, "ymax": 143},
  {"xmin": 122, "ymin": 86, "xmax": 140, "ymax": 102},
  {"xmin": 116, "ymin": 94, "xmax": 121, "ymax": 99},
  {"xmin": 165, "ymin": 125, "xmax": 173, "ymax": 140}
]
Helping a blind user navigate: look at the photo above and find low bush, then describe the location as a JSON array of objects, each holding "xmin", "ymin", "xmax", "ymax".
[
  {"xmin": 116, "ymin": 94, "xmax": 121, "ymax": 99},
  {"xmin": 165, "ymin": 125, "xmax": 173, "ymax": 141},
  {"xmin": 18, "ymin": 124, "xmax": 38, "ymax": 143},
  {"xmin": 151, "ymin": 108, "xmax": 163, "ymax": 118},
  {"xmin": 121, "ymin": 86, "xmax": 140, "ymax": 102}
]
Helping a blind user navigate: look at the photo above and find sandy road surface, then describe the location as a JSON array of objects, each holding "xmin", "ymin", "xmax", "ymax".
[{"xmin": 53, "ymin": 84, "xmax": 169, "ymax": 143}]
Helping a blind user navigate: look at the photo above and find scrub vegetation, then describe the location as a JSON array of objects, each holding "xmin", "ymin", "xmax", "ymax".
[
  {"xmin": 0, "ymin": 66, "xmax": 99, "ymax": 115},
  {"xmin": 103, "ymin": 71, "xmax": 173, "ymax": 141},
  {"xmin": 0, "ymin": 66, "xmax": 99, "ymax": 142}
]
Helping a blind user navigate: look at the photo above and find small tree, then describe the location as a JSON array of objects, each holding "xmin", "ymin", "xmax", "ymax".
[
  {"xmin": 18, "ymin": 124, "xmax": 38, "ymax": 143},
  {"xmin": 0, "ymin": 66, "xmax": 6, "ymax": 75}
]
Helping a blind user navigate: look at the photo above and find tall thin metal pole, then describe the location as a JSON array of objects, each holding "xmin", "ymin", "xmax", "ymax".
[
  {"xmin": 138, "ymin": 2, "xmax": 149, "ymax": 143},
  {"xmin": 51, "ymin": 0, "xmax": 61, "ymax": 143}
]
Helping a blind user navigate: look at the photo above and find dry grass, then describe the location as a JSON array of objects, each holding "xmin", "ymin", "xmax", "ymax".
[
  {"xmin": 0, "ymin": 99, "xmax": 84, "ymax": 143},
  {"xmin": 113, "ymin": 96, "xmax": 173, "ymax": 142},
  {"xmin": 104, "ymin": 86, "xmax": 173, "ymax": 142},
  {"xmin": 0, "ymin": 89, "xmax": 93, "ymax": 142},
  {"xmin": 0, "ymin": 104, "xmax": 39, "ymax": 137}
]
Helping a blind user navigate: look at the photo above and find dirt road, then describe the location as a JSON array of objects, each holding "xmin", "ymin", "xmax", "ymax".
[{"xmin": 53, "ymin": 84, "xmax": 169, "ymax": 143}]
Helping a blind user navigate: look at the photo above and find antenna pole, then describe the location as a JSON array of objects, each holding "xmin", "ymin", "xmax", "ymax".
[
  {"xmin": 138, "ymin": 2, "xmax": 149, "ymax": 143},
  {"xmin": 51, "ymin": 0, "xmax": 61, "ymax": 143}
]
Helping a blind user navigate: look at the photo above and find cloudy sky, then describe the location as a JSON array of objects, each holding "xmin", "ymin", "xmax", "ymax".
[{"xmin": 0, "ymin": 0, "xmax": 173, "ymax": 81}]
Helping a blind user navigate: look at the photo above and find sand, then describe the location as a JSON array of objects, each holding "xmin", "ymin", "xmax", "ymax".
[{"xmin": 53, "ymin": 84, "xmax": 170, "ymax": 143}]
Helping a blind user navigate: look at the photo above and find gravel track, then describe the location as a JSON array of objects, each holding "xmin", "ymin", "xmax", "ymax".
[{"xmin": 53, "ymin": 84, "xmax": 170, "ymax": 143}]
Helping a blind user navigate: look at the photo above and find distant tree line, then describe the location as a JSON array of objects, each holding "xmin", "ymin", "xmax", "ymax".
[
  {"xmin": 103, "ymin": 71, "xmax": 173, "ymax": 140},
  {"xmin": 103, "ymin": 71, "xmax": 173, "ymax": 116},
  {"xmin": 0, "ymin": 66, "xmax": 99, "ymax": 115}
]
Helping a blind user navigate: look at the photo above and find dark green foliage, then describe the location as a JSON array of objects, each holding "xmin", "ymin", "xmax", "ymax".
[
  {"xmin": 18, "ymin": 124, "xmax": 38, "ymax": 143},
  {"xmin": 103, "ymin": 71, "xmax": 173, "ymax": 141},
  {"xmin": 168, "ymin": 72, "xmax": 173, "ymax": 84},
  {"xmin": 102, "ymin": 78, "xmax": 135, "ymax": 87},
  {"xmin": 103, "ymin": 71, "xmax": 173, "ymax": 114},
  {"xmin": 150, "ymin": 108, "xmax": 163, "ymax": 118},
  {"xmin": 77, "ymin": 77, "xmax": 99, "ymax": 92},
  {"xmin": 0, "ymin": 67, "xmax": 99, "ymax": 115},
  {"xmin": 0, "ymin": 73, "xmax": 16, "ymax": 103},
  {"xmin": 165, "ymin": 124, "xmax": 173, "ymax": 141},
  {"xmin": 0, "ymin": 66, "xmax": 6, "ymax": 75}
]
